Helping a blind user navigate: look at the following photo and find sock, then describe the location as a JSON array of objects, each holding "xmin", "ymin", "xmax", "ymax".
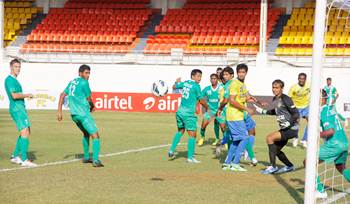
[
  {"xmin": 200, "ymin": 128, "xmax": 205, "ymax": 138},
  {"xmin": 316, "ymin": 176, "xmax": 325, "ymax": 192},
  {"xmin": 187, "ymin": 137, "xmax": 196, "ymax": 159},
  {"xmin": 233, "ymin": 138, "xmax": 248, "ymax": 164},
  {"xmin": 343, "ymin": 169, "xmax": 350, "ymax": 182},
  {"xmin": 302, "ymin": 126, "xmax": 308, "ymax": 141},
  {"xmin": 82, "ymin": 136, "xmax": 90, "ymax": 160},
  {"xmin": 13, "ymin": 136, "xmax": 22, "ymax": 157},
  {"xmin": 92, "ymin": 138, "xmax": 100, "ymax": 162},
  {"xmin": 245, "ymin": 142, "xmax": 255, "ymax": 160},
  {"xmin": 224, "ymin": 141, "xmax": 237, "ymax": 164},
  {"xmin": 268, "ymin": 144, "xmax": 277, "ymax": 167},
  {"xmin": 20, "ymin": 137, "xmax": 29, "ymax": 161},
  {"xmin": 169, "ymin": 132, "xmax": 183, "ymax": 153},
  {"xmin": 276, "ymin": 151, "xmax": 293, "ymax": 167},
  {"xmin": 221, "ymin": 131, "xmax": 229, "ymax": 145},
  {"xmin": 214, "ymin": 122, "xmax": 220, "ymax": 140}
]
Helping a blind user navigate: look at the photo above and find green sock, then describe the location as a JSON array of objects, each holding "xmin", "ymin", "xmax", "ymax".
[
  {"xmin": 316, "ymin": 176, "xmax": 325, "ymax": 192},
  {"xmin": 214, "ymin": 122, "xmax": 220, "ymax": 140},
  {"xmin": 187, "ymin": 137, "xmax": 196, "ymax": 159},
  {"xmin": 169, "ymin": 132, "xmax": 183, "ymax": 153},
  {"xmin": 13, "ymin": 136, "xmax": 22, "ymax": 157},
  {"xmin": 82, "ymin": 136, "xmax": 90, "ymax": 160},
  {"xmin": 200, "ymin": 128, "xmax": 205, "ymax": 138},
  {"xmin": 20, "ymin": 137, "xmax": 29, "ymax": 161},
  {"xmin": 343, "ymin": 169, "xmax": 350, "ymax": 182},
  {"xmin": 246, "ymin": 142, "xmax": 255, "ymax": 159},
  {"xmin": 92, "ymin": 138, "xmax": 101, "ymax": 162}
]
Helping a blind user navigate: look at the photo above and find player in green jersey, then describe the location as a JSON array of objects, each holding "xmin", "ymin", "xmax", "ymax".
[
  {"xmin": 216, "ymin": 67, "xmax": 223, "ymax": 86},
  {"xmin": 168, "ymin": 69, "xmax": 209, "ymax": 163},
  {"xmin": 197, "ymin": 73, "xmax": 225, "ymax": 147},
  {"xmin": 57, "ymin": 65, "xmax": 103, "ymax": 167},
  {"xmin": 5, "ymin": 59, "xmax": 37, "ymax": 167}
]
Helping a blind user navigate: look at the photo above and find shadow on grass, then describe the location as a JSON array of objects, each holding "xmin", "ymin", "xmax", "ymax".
[
  {"xmin": 28, "ymin": 151, "xmax": 37, "ymax": 161},
  {"xmin": 63, "ymin": 153, "xmax": 89, "ymax": 160},
  {"xmin": 273, "ymin": 174, "xmax": 304, "ymax": 204}
]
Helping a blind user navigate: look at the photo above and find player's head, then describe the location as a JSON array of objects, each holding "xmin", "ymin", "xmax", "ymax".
[
  {"xmin": 79, "ymin": 64, "xmax": 91, "ymax": 80},
  {"xmin": 272, "ymin": 79, "xmax": 284, "ymax": 97},
  {"xmin": 298, "ymin": 73, "xmax": 307, "ymax": 86},
  {"xmin": 222, "ymin": 66, "xmax": 234, "ymax": 82},
  {"xmin": 236, "ymin": 63, "xmax": 248, "ymax": 82},
  {"xmin": 191, "ymin": 69, "xmax": 202, "ymax": 83},
  {"xmin": 326, "ymin": 77, "xmax": 332, "ymax": 86},
  {"xmin": 210, "ymin": 73, "xmax": 218, "ymax": 86},
  {"xmin": 321, "ymin": 89, "xmax": 328, "ymax": 105},
  {"xmin": 10, "ymin": 59, "xmax": 21, "ymax": 76},
  {"xmin": 216, "ymin": 67, "xmax": 223, "ymax": 77},
  {"xmin": 219, "ymin": 71, "xmax": 225, "ymax": 84}
]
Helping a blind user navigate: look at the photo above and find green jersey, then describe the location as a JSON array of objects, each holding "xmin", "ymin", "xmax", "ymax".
[
  {"xmin": 323, "ymin": 85, "xmax": 337, "ymax": 106},
  {"xmin": 175, "ymin": 80, "xmax": 203, "ymax": 115},
  {"xmin": 4, "ymin": 75, "xmax": 25, "ymax": 113},
  {"xmin": 64, "ymin": 77, "xmax": 91, "ymax": 116},
  {"xmin": 223, "ymin": 79, "xmax": 233, "ymax": 99},
  {"xmin": 202, "ymin": 85, "xmax": 221, "ymax": 114},
  {"xmin": 320, "ymin": 105, "xmax": 348, "ymax": 151}
]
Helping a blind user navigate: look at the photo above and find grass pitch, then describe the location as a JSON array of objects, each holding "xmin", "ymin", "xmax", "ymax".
[{"xmin": 0, "ymin": 110, "xmax": 349, "ymax": 204}]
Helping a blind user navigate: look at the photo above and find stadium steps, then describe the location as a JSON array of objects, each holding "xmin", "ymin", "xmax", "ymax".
[
  {"xmin": 267, "ymin": 14, "xmax": 290, "ymax": 53},
  {"xmin": 133, "ymin": 10, "xmax": 163, "ymax": 52},
  {"xmin": 11, "ymin": 13, "xmax": 46, "ymax": 47}
]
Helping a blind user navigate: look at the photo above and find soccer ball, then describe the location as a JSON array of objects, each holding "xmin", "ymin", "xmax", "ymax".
[{"xmin": 151, "ymin": 80, "xmax": 168, "ymax": 97}]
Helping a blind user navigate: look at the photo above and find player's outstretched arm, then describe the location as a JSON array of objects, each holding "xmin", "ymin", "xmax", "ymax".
[
  {"xmin": 57, "ymin": 92, "xmax": 67, "ymax": 121},
  {"xmin": 11, "ymin": 92, "xmax": 33, "ymax": 100},
  {"xmin": 229, "ymin": 94, "xmax": 254, "ymax": 115},
  {"xmin": 253, "ymin": 104, "xmax": 275, "ymax": 115}
]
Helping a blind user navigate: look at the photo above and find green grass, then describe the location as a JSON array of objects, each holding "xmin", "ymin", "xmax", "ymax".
[{"xmin": 0, "ymin": 110, "xmax": 349, "ymax": 204}]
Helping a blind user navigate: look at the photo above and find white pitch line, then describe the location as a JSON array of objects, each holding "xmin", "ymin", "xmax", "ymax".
[
  {"xmin": 0, "ymin": 144, "xmax": 172, "ymax": 173},
  {"xmin": 320, "ymin": 188, "xmax": 350, "ymax": 204}
]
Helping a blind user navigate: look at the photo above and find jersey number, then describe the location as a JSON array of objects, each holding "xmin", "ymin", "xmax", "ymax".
[
  {"xmin": 182, "ymin": 87, "xmax": 190, "ymax": 99},
  {"xmin": 68, "ymin": 84, "xmax": 76, "ymax": 96}
]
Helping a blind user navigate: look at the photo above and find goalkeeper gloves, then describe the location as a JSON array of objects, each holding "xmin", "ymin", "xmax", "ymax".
[{"xmin": 253, "ymin": 104, "xmax": 267, "ymax": 115}]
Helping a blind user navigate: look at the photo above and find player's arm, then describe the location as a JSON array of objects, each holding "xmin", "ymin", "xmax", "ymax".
[
  {"xmin": 87, "ymin": 96, "xmax": 95, "ymax": 112},
  {"xmin": 283, "ymin": 95, "xmax": 300, "ymax": 122},
  {"xmin": 172, "ymin": 78, "xmax": 182, "ymax": 90},
  {"xmin": 247, "ymin": 93, "xmax": 267, "ymax": 106},
  {"xmin": 199, "ymin": 98, "xmax": 209, "ymax": 110},
  {"xmin": 253, "ymin": 104, "xmax": 276, "ymax": 115},
  {"xmin": 84, "ymin": 81, "xmax": 94, "ymax": 112},
  {"xmin": 333, "ymin": 89, "xmax": 339, "ymax": 104},
  {"xmin": 320, "ymin": 128, "xmax": 335, "ymax": 138},
  {"xmin": 57, "ymin": 92, "xmax": 67, "ymax": 121},
  {"xmin": 11, "ymin": 92, "xmax": 33, "ymax": 99}
]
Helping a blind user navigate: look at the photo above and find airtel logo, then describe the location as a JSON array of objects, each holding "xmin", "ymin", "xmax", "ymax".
[{"xmin": 143, "ymin": 97, "xmax": 155, "ymax": 110}]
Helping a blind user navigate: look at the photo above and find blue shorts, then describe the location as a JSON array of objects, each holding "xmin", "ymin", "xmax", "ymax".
[
  {"xmin": 298, "ymin": 107, "xmax": 309, "ymax": 118},
  {"xmin": 227, "ymin": 120, "xmax": 248, "ymax": 141},
  {"xmin": 244, "ymin": 114, "xmax": 256, "ymax": 131}
]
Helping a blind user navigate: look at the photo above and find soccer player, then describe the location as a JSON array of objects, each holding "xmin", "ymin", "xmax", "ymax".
[
  {"xmin": 168, "ymin": 69, "xmax": 209, "ymax": 163},
  {"xmin": 57, "ymin": 64, "xmax": 104, "ymax": 167},
  {"xmin": 223, "ymin": 64, "xmax": 254, "ymax": 172},
  {"xmin": 5, "ymin": 59, "xmax": 37, "ymax": 167},
  {"xmin": 216, "ymin": 67, "xmax": 223, "ymax": 85},
  {"xmin": 324, "ymin": 77, "xmax": 339, "ymax": 107},
  {"xmin": 289, "ymin": 73, "xmax": 310, "ymax": 148},
  {"xmin": 255, "ymin": 80, "xmax": 299, "ymax": 174},
  {"xmin": 312, "ymin": 89, "xmax": 350, "ymax": 199},
  {"xmin": 197, "ymin": 73, "xmax": 224, "ymax": 146}
]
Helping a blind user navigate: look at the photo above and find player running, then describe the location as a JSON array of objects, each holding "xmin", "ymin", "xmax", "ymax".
[
  {"xmin": 289, "ymin": 73, "xmax": 310, "ymax": 148},
  {"xmin": 168, "ymin": 69, "xmax": 208, "ymax": 163},
  {"xmin": 197, "ymin": 73, "xmax": 224, "ymax": 146},
  {"xmin": 255, "ymin": 80, "xmax": 299, "ymax": 174},
  {"xmin": 5, "ymin": 59, "xmax": 37, "ymax": 167},
  {"xmin": 57, "ymin": 64, "xmax": 104, "ymax": 167}
]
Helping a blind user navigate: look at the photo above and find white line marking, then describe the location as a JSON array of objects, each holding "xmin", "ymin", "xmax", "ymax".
[
  {"xmin": 320, "ymin": 188, "xmax": 350, "ymax": 204},
  {"xmin": 0, "ymin": 144, "xmax": 172, "ymax": 173}
]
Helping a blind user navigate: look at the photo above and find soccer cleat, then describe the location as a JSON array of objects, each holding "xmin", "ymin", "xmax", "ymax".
[
  {"xmin": 168, "ymin": 151, "xmax": 175, "ymax": 160},
  {"xmin": 251, "ymin": 158, "xmax": 258, "ymax": 166},
  {"xmin": 82, "ymin": 158, "xmax": 93, "ymax": 163},
  {"xmin": 292, "ymin": 138, "xmax": 298, "ymax": 147},
  {"xmin": 10, "ymin": 156, "xmax": 23, "ymax": 165},
  {"xmin": 276, "ymin": 166, "xmax": 295, "ymax": 174},
  {"xmin": 197, "ymin": 138, "xmax": 204, "ymax": 146},
  {"xmin": 215, "ymin": 145, "xmax": 223, "ymax": 158},
  {"xmin": 261, "ymin": 166, "xmax": 279, "ymax": 174},
  {"xmin": 301, "ymin": 140, "xmax": 307, "ymax": 148},
  {"xmin": 315, "ymin": 191, "xmax": 328, "ymax": 199},
  {"xmin": 92, "ymin": 160, "xmax": 104, "ymax": 167},
  {"xmin": 211, "ymin": 139, "xmax": 220, "ymax": 146},
  {"xmin": 21, "ymin": 160, "xmax": 38, "ymax": 167},
  {"xmin": 222, "ymin": 163, "xmax": 231, "ymax": 170},
  {"xmin": 230, "ymin": 164, "xmax": 247, "ymax": 172},
  {"xmin": 187, "ymin": 158, "xmax": 201, "ymax": 164}
]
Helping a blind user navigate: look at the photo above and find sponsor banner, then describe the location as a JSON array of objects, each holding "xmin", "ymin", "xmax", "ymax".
[
  {"xmin": 25, "ymin": 90, "xmax": 59, "ymax": 109},
  {"xmin": 92, "ymin": 92, "xmax": 182, "ymax": 113}
]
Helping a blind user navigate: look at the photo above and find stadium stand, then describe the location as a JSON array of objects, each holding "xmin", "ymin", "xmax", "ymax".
[
  {"xmin": 20, "ymin": 0, "xmax": 151, "ymax": 53},
  {"xmin": 4, "ymin": 0, "xmax": 40, "ymax": 46}
]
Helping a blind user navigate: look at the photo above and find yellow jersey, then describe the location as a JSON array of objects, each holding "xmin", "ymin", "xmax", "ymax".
[
  {"xmin": 288, "ymin": 83, "xmax": 310, "ymax": 109},
  {"xmin": 226, "ymin": 79, "xmax": 248, "ymax": 121}
]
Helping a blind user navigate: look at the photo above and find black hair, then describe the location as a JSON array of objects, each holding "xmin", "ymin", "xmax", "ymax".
[
  {"xmin": 10, "ymin": 59, "xmax": 21, "ymax": 66},
  {"xmin": 298, "ymin": 73, "xmax": 307, "ymax": 79},
  {"xmin": 219, "ymin": 71, "xmax": 225, "ymax": 83},
  {"xmin": 191, "ymin": 69, "xmax": 202, "ymax": 77},
  {"xmin": 272, "ymin": 79, "xmax": 284, "ymax": 88},
  {"xmin": 216, "ymin": 67, "xmax": 223, "ymax": 72},
  {"xmin": 236, "ymin": 63, "xmax": 248, "ymax": 73},
  {"xmin": 223, "ymin": 66, "xmax": 234, "ymax": 75},
  {"xmin": 321, "ymin": 89, "xmax": 328, "ymax": 98},
  {"xmin": 327, "ymin": 77, "xmax": 332, "ymax": 81},
  {"xmin": 210, "ymin": 73, "xmax": 218, "ymax": 78},
  {"xmin": 79, "ymin": 64, "xmax": 91, "ymax": 73}
]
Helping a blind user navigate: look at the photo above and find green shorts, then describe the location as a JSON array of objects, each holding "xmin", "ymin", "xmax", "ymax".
[
  {"xmin": 319, "ymin": 145, "xmax": 348, "ymax": 165},
  {"xmin": 71, "ymin": 114, "xmax": 98, "ymax": 135},
  {"xmin": 10, "ymin": 109, "xmax": 30, "ymax": 131},
  {"xmin": 176, "ymin": 112, "xmax": 198, "ymax": 131},
  {"xmin": 203, "ymin": 111, "xmax": 226, "ymax": 125}
]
